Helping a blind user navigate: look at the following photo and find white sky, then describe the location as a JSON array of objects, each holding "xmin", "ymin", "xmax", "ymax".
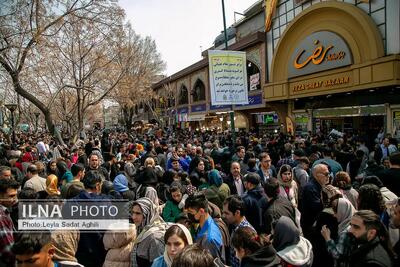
[{"xmin": 119, "ymin": 0, "xmax": 259, "ymax": 76}]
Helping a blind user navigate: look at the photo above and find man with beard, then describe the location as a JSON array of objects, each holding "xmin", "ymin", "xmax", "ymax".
[
  {"xmin": 348, "ymin": 210, "xmax": 393, "ymax": 267},
  {"xmin": 86, "ymin": 154, "xmax": 109, "ymax": 181}
]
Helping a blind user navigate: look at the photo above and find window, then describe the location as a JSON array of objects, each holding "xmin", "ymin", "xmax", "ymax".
[
  {"xmin": 178, "ymin": 85, "xmax": 189, "ymax": 105},
  {"xmin": 192, "ymin": 79, "xmax": 206, "ymax": 102}
]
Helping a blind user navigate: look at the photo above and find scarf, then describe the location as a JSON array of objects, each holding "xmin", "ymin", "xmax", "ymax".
[
  {"xmin": 163, "ymin": 224, "xmax": 193, "ymax": 267},
  {"xmin": 336, "ymin": 198, "xmax": 356, "ymax": 233},
  {"xmin": 273, "ymin": 216, "xmax": 300, "ymax": 252},
  {"xmin": 130, "ymin": 197, "xmax": 159, "ymax": 234},
  {"xmin": 46, "ymin": 174, "xmax": 60, "ymax": 195},
  {"xmin": 277, "ymin": 165, "xmax": 293, "ymax": 188}
]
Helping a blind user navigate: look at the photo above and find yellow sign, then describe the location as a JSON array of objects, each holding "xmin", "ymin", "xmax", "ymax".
[
  {"xmin": 293, "ymin": 76, "xmax": 350, "ymax": 92},
  {"xmin": 294, "ymin": 40, "xmax": 346, "ymax": 69},
  {"xmin": 264, "ymin": 0, "xmax": 278, "ymax": 32}
]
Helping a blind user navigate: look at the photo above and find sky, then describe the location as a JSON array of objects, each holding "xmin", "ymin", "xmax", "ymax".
[{"xmin": 119, "ymin": 0, "xmax": 260, "ymax": 76}]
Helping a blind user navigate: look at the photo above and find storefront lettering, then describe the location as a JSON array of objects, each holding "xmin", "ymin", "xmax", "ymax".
[
  {"xmin": 293, "ymin": 76, "xmax": 350, "ymax": 92},
  {"xmin": 294, "ymin": 40, "xmax": 346, "ymax": 69}
]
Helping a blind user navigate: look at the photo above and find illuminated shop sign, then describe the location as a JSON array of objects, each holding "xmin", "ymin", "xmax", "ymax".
[{"xmin": 288, "ymin": 31, "xmax": 352, "ymax": 78}]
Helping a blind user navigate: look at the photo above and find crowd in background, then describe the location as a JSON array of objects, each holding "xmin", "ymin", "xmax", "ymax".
[{"xmin": 0, "ymin": 127, "xmax": 399, "ymax": 267}]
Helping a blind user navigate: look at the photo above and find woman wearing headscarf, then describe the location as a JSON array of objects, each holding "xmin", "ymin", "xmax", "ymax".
[
  {"xmin": 113, "ymin": 173, "xmax": 135, "ymax": 200},
  {"xmin": 277, "ymin": 164, "xmax": 299, "ymax": 208},
  {"xmin": 231, "ymin": 226, "xmax": 281, "ymax": 267},
  {"xmin": 204, "ymin": 169, "xmax": 230, "ymax": 210},
  {"xmin": 273, "ymin": 216, "xmax": 313, "ymax": 267},
  {"xmin": 46, "ymin": 174, "xmax": 60, "ymax": 196},
  {"xmin": 151, "ymin": 224, "xmax": 193, "ymax": 267},
  {"xmin": 321, "ymin": 198, "xmax": 356, "ymax": 267},
  {"xmin": 130, "ymin": 197, "xmax": 169, "ymax": 267}
]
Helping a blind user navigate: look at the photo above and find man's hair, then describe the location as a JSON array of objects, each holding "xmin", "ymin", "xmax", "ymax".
[
  {"xmin": 185, "ymin": 192, "xmax": 208, "ymax": 211},
  {"xmin": 89, "ymin": 153, "xmax": 99, "ymax": 160},
  {"xmin": 18, "ymin": 187, "xmax": 37, "ymax": 200},
  {"xmin": 27, "ymin": 164, "xmax": 38, "ymax": 175},
  {"xmin": 358, "ymin": 184, "xmax": 385, "ymax": 215},
  {"xmin": 0, "ymin": 166, "xmax": 11, "ymax": 174},
  {"xmin": 224, "ymin": 195, "xmax": 245, "ymax": 216},
  {"xmin": 236, "ymin": 146, "xmax": 245, "ymax": 153},
  {"xmin": 12, "ymin": 231, "xmax": 51, "ymax": 255},
  {"xmin": 82, "ymin": 170, "xmax": 103, "ymax": 189},
  {"xmin": 0, "ymin": 178, "xmax": 20, "ymax": 194},
  {"xmin": 259, "ymin": 152, "xmax": 270, "ymax": 161},
  {"xmin": 94, "ymin": 139, "xmax": 100, "ymax": 146},
  {"xmin": 263, "ymin": 178, "xmax": 279, "ymax": 199},
  {"xmin": 389, "ymin": 152, "xmax": 400, "ymax": 165},
  {"xmin": 171, "ymin": 244, "xmax": 215, "ymax": 267},
  {"xmin": 71, "ymin": 163, "xmax": 85, "ymax": 177}
]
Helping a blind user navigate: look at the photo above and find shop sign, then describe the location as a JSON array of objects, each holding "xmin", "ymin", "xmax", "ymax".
[
  {"xmin": 295, "ymin": 115, "xmax": 309, "ymax": 124},
  {"xmin": 394, "ymin": 111, "xmax": 400, "ymax": 121},
  {"xmin": 292, "ymin": 76, "xmax": 350, "ymax": 92},
  {"xmin": 210, "ymin": 104, "xmax": 230, "ymax": 110},
  {"xmin": 177, "ymin": 107, "xmax": 188, "ymax": 114},
  {"xmin": 236, "ymin": 94, "xmax": 263, "ymax": 107},
  {"xmin": 191, "ymin": 104, "xmax": 206, "ymax": 113},
  {"xmin": 208, "ymin": 50, "xmax": 249, "ymax": 105},
  {"xmin": 289, "ymin": 31, "xmax": 352, "ymax": 78},
  {"xmin": 188, "ymin": 114, "xmax": 205, "ymax": 122},
  {"xmin": 264, "ymin": 113, "xmax": 278, "ymax": 124}
]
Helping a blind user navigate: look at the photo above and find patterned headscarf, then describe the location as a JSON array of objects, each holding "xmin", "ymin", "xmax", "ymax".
[
  {"xmin": 46, "ymin": 174, "xmax": 60, "ymax": 196},
  {"xmin": 131, "ymin": 197, "xmax": 159, "ymax": 232}
]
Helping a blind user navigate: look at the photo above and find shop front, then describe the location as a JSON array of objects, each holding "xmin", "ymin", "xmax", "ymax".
[{"xmin": 264, "ymin": 1, "xmax": 400, "ymax": 136}]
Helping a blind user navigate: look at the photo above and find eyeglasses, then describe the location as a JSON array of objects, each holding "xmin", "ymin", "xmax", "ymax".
[{"xmin": 319, "ymin": 172, "xmax": 330, "ymax": 177}]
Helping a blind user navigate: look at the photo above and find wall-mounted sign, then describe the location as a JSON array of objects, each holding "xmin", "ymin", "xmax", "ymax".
[
  {"xmin": 236, "ymin": 94, "xmax": 263, "ymax": 107},
  {"xmin": 177, "ymin": 107, "xmax": 188, "ymax": 114},
  {"xmin": 292, "ymin": 76, "xmax": 350, "ymax": 93},
  {"xmin": 288, "ymin": 31, "xmax": 352, "ymax": 78},
  {"xmin": 208, "ymin": 50, "xmax": 249, "ymax": 105},
  {"xmin": 191, "ymin": 104, "xmax": 206, "ymax": 113}
]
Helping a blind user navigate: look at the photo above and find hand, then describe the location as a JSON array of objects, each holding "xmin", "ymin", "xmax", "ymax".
[
  {"xmin": 321, "ymin": 225, "xmax": 331, "ymax": 241},
  {"xmin": 265, "ymin": 234, "xmax": 273, "ymax": 244}
]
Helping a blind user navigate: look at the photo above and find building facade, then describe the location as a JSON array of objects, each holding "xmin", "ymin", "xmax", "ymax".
[{"xmin": 152, "ymin": 0, "xmax": 400, "ymax": 141}]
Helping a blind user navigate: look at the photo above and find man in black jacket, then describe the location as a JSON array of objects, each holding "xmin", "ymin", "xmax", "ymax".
[
  {"xmin": 242, "ymin": 172, "xmax": 265, "ymax": 233},
  {"xmin": 349, "ymin": 210, "xmax": 393, "ymax": 267}
]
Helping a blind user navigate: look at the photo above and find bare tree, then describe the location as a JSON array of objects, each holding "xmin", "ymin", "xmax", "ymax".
[
  {"xmin": 111, "ymin": 25, "xmax": 166, "ymax": 130},
  {"xmin": 0, "ymin": 0, "xmax": 123, "ymax": 143}
]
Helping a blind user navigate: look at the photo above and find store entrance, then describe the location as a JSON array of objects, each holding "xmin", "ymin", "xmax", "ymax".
[{"xmin": 315, "ymin": 115, "xmax": 384, "ymax": 147}]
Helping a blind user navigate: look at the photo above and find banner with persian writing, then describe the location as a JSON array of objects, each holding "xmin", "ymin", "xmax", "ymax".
[{"xmin": 208, "ymin": 50, "xmax": 249, "ymax": 105}]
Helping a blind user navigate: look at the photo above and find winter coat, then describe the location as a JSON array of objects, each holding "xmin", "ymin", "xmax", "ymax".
[
  {"xmin": 349, "ymin": 237, "xmax": 393, "ymax": 267},
  {"xmin": 103, "ymin": 224, "xmax": 137, "ymax": 267},
  {"xmin": 162, "ymin": 200, "xmax": 182, "ymax": 223},
  {"xmin": 242, "ymin": 185, "xmax": 266, "ymax": 233},
  {"xmin": 277, "ymin": 237, "xmax": 313, "ymax": 267},
  {"xmin": 240, "ymin": 245, "xmax": 281, "ymax": 267}
]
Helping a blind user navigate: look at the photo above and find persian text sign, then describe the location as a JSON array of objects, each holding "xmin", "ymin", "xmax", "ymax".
[
  {"xmin": 209, "ymin": 50, "xmax": 249, "ymax": 105},
  {"xmin": 289, "ymin": 31, "xmax": 352, "ymax": 78}
]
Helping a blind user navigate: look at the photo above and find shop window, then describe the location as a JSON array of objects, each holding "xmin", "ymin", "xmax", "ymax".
[
  {"xmin": 247, "ymin": 61, "xmax": 260, "ymax": 91},
  {"xmin": 178, "ymin": 85, "xmax": 189, "ymax": 105},
  {"xmin": 192, "ymin": 79, "xmax": 206, "ymax": 102}
]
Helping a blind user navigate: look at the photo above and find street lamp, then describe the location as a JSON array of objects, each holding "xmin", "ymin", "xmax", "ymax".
[
  {"xmin": 34, "ymin": 112, "xmax": 40, "ymax": 132},
  {"xmin": 5, "ymin": 103, "xmax": 17, "ymax": 144}
]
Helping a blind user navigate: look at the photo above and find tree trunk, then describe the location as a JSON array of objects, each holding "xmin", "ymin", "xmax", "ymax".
[{"xmin": 10, "ymin": 71, "xmax": 65, "ymax": 145}]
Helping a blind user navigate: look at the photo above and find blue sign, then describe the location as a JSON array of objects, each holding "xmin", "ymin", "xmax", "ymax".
[
  {"xmin": 191, "ymin": 104, "xmax": 206, "ymax": 113},
  {"xmin": 236, "ymin": 94, "xmax": 263, "ymax": 107},
  {"xmin": 210, "ymin": 104, "xmax": 230, "ymax": 110},
  {"xmin": 177, "ymin": 107, "xmax": 188, "ymax": 114}
]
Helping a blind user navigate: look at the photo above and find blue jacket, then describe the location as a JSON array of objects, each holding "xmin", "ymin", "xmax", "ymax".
[
  {"xmin": 151, "ymin": 256, "xmax": 168, "ymax": 267},
  {"xmin": 196, "ymin": 216, "xmax": 224, "ymax": 262}
]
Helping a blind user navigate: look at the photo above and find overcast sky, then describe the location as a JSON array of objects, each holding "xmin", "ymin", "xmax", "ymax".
[{"xmin": 119, "ymin": 0, "xmax": 259, "ymax": 76}]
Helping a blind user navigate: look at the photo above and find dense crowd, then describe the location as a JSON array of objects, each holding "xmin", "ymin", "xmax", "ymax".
[{"xmin": 0, "ymin": 127, "xmax": 399, "ymax": 267}]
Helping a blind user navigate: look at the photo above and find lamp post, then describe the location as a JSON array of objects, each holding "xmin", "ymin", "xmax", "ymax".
[
  {"xmin": 221, "ymin": 0, "xmax": 236, "ymax": 145},
  {"xmin": 34, "ymin": 112, "xmax": 40, "ymax": 132},
  {"xmin": 5, "ymin": 103, "xmax": 17, "ymax": 145}
]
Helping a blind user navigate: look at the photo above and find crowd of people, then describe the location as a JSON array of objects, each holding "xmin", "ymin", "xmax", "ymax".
[{"xmin": 0, "ymin": 127, "xmax": 399, "ymax": 267}]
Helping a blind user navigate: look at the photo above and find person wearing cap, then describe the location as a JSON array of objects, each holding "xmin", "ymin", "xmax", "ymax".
[{"xmin": 242, "ymin": 172, "xmax": 265, "ymax": 233}]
